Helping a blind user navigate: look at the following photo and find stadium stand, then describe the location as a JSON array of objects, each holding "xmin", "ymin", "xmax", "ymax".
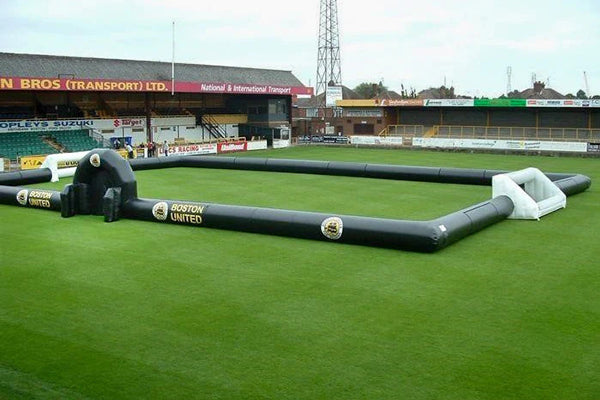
[
  {"xmin": 0, "ymin": 52, "xmax": 314, "ymax": 163},
  {"xmin": 0, "ymin": 106, "xmax": 34, "ymax": 120},
  {"xmin": 0, "ymin": 53, "xmax": 306, "ymax": 128}
]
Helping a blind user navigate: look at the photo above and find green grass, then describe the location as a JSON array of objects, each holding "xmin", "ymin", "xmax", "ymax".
[{"xmin": 0, "ymin": 147, "xmax": 598, "ymax": 399}]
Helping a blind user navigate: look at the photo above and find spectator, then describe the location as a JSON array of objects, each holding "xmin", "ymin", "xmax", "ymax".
[
  {"xmin": 163, "ymin": 140, "xmax": 169, "ymax": 157},
  {"xmin": 125, "ymin": 142, "xmax": 134, "ymax": 159},
  {"xmin": 147, "ymin": 141, "xmax": 154, "ymax": 157}
]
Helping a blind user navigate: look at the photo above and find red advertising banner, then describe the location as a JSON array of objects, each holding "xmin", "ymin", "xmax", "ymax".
[
  {"xmin": 217, "ymin": 141, "xmax": 248, "ymax": 154},
  {"xmin": 0, "ymin": 76, "xmax": 313, "ymax": 96}
]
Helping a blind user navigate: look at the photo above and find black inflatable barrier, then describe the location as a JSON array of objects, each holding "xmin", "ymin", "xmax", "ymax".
[
  {"xmin": 0, "ymin": 168, "xmax": 52, "ymax": 186},
  {"xmin": 60, "ymin": 184, "xmax": 76, "ymax": 217},
  {"xmin": 0, "ymin": 150, "xmax": 592, "ymax": 252},
  {"xmin": 129, "ymin": 156, "xmax": 592, "ymax": 192},
  {"xmin": 121, "ymin": 195, "xmax": 513, "ymax": 252},
  {"xmin": 0, "ymin": 185, "xmax": 61, "ymax": 212},
  {"xmin": 552, "ymin": 174, "xmax": 592, "ymax": 197}
]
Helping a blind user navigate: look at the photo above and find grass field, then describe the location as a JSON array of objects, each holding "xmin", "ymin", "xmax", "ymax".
[{"xmin": 0, "ymin": 146, "xmax": 598, "ymax": 399}]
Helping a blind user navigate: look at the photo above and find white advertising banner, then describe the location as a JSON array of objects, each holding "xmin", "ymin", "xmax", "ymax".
[
  {"xmin": 0, "ymin": 119, "xmax": 100, "ymax": 132},
  {"xmin": 247, "ymin": 140, "xmax": 268, "ymax": 151},
  {"xmin": 350, "ymin": 136, "xmax": 403, "ymax": 146},
  {"xmin": 168, "ymin": 143, "xmax": 217, "ymax": 156},
  {"xmin": 345, "ymin": 109, "xmax": 383, "ymax": 117},
  {"xmin": 0, "ymin": 116, "xmax": 196, "ymax": 133},
  {"xmin": 526, "ymin": 99, "xmax": 600, "ymax": 108},
  {"xmin": 326, "ymin": 86, "xmax": 343, "ymax": 107},
  {"xmin": 424, "ymin": 99, "xmax": 475, "ymax": 107},
  {"xmin": 272, "ymin": 139, "xmax": 291, "ymax": 149},
  {"xmin": 412, "ymin": 137, "xmax": 588, "ymax": 153},
  {"xmin": 527, "ymin": 99, "xmax": 585, "ymax": 107}
]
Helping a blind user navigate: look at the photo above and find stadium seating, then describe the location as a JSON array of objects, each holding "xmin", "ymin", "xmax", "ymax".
[
  {"xmin": 48, "ymin": 130, "xmax": 106, "ymax": 152},
  {"xmin": 0, "ymin": 131, "xmax": 58, "ymax": 159},
  {"xmin": 0, "ymin": 129, "xmax": 108, "ymax": 159}
]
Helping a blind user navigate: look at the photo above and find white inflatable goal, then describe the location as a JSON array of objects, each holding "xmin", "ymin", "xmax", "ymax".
[
  {"xmin": 40, "ymin": 150, "xmax": 91, "ymax": 182},
  {"xmin": 492, "ymin": 167, "xmax": 566, "ymax": 220}
]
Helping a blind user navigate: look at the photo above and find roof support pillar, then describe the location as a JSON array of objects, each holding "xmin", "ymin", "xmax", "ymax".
[{"xmin": 145, "ymin": 92, "xmax": 153, "ymax": 143}]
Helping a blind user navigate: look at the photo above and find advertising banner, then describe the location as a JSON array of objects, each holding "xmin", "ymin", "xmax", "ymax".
[
  {"xmin": 20, "ymin": 155, "xmax": 47, "ymax": 169},
  {"xmin": 424, "ymin": 99, "xmax": 475, "ymax": 107},
  {"xmin": 527, "ymin": 99, "xmax": 563, "ymax": 107},
  {"xmin": 169, "ymin": 143, "xmax": 217, "ymax": 156},
  {"xmin": 587, "ymin": 143, "xmax": 600, "ymax": 152},
  {"xmin": 322, "ymin": 135, "xmax": 350, "ymax": 144},
  {"xmin": 272, "ymin": 139, "xmax": 291, "ymax": 149},
  {"xmin": 0, "ymin": 76, "xmax": 313, "ymax": 96},
  {"xmin": 217, "ymin": 141, "xmax": 248, "ymax": 154},
  {"xmin": 350, "ymin": 136, "xmax": 403, "ymax": 146},
  {"xmin": 526, "ymin": 99, "xmax": 598, "ymax": 107},
  {"xmin": 0, "ymin": 119, "xmax": 98, "ymax": 132},
  {"xmin": 345, "ymin": 109, "xmax": 383, "ymax": 117},
  {"xmin": 247, "ymin": 140, "xmax": 268, "ymax": 151},
  {"xmin": 381, "ymin": 99, "xmax": 423, "ymax": 107},
  {"xmin": 474, "ymin": 99, "xmax": 527, "ymax": 107},
  {"xmin": 337, "ymin": 98, "xmax": 600, "ymax": 108},
  {"xmin": 326, "ymin": 86, "xmax": 343, "ymax": 107},
  {"xmin": 412, "ymin": 137, "xmax": 588, "ymax": 153},
  {"xmin": 0, "ymin": 116, "xmax": 196, "ymax": 133},
  {"xmin": 297, "ymin": 135, "xmax": 348, "ymax": 144},
  {"xmin": 113, "ymin": 118, "xmax": 145, "ymax": 128},
  {"xmin": 57, "ymin": 159, "xmax": 80, "ymax": 168}
]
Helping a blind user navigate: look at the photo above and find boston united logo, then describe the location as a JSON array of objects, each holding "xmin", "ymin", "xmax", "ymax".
[
  {"xmin": 152, "ymin": 201, "xmax": 169, "ymax": 221},
  {"xmin": 16, "ymin": 189, "xmax": 28, "ymax": 206},
  {"xmin": 89, "ymin": 153, "xmax": 101, "ymax": 168},
  {"xmin": 321, "ymin": 217, "xmax": 343, "ymax": 240}
]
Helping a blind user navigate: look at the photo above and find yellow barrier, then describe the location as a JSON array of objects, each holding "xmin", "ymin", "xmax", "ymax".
[
  {"xmin": 116, "ymin": 149, "xmax": 129, "ymax": 159},
  {"xmin": 424, "ymin": 127, "xmax": 437, "ymax": 138},
  {"xmin": 203, "ymin": 114, "xmax": 248, "ymax": 124},
  {"xmin": 336, "ymin": 99, "xmax": 379, "ymax": 107}
]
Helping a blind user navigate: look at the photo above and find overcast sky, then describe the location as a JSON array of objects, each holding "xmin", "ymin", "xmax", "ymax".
[{"xmin": 1, "ymin": 0, "xmax": 599, "ymax": 97}]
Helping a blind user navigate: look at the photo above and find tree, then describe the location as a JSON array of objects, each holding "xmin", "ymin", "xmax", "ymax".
[
  {"xmin": 353, "ymin": 81, "xmax": 388, "ymax": 99},
  {"xmin": 507, "ymin": 90, "xmax": 521, "ymax": 99},
  {"xmin": 576, "ymin": 89, "xmax": 588, "ymax": 99},
  {"xmin": 429, "ymin": 85, "xmax": 455, "ymax": 99},
  {"xmin": 400, "ymin": 84, "xmax": 417, "ymax": 99}
]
